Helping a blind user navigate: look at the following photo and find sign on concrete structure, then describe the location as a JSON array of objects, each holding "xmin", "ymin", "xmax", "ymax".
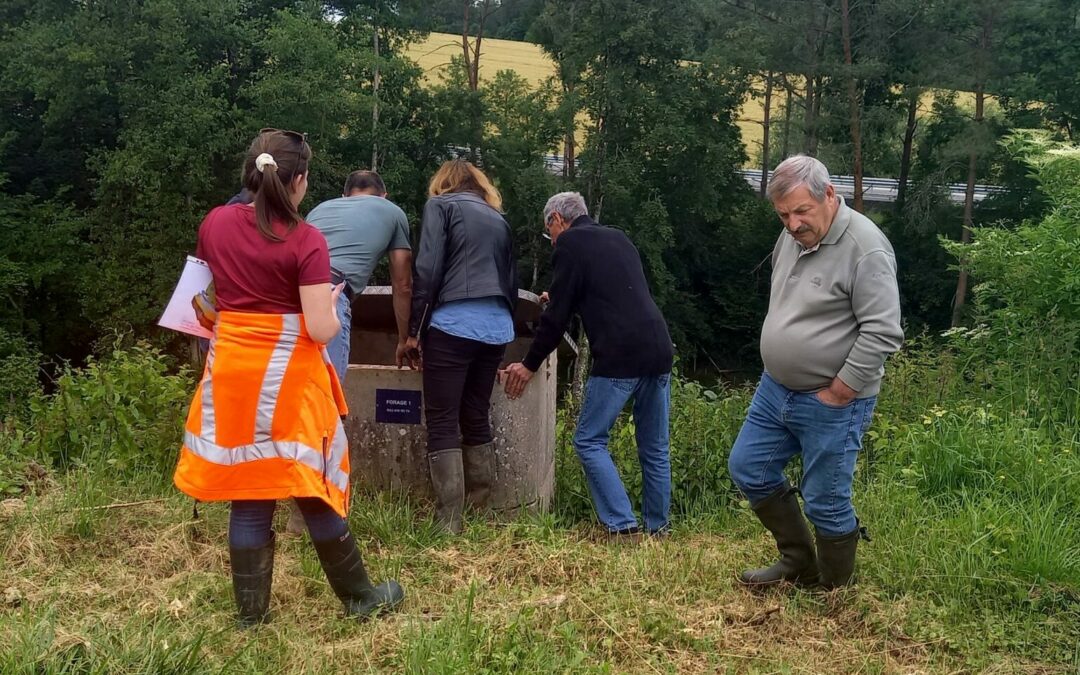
[{"xmin": 375, "ymin": 389, "xmax": 422, "ymax": 425}]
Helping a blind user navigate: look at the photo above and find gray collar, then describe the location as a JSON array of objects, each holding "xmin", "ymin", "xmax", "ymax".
[{"xmin": 820, "ymin": 195, "xmax": 850, "ymax": 246}]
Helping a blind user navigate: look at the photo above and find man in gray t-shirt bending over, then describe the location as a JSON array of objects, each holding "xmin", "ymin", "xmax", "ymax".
[
  {"xmin": 729, "ymin": 155, "xmax": 903, "ymax": 591},
  {"xmin": 307, "ymin": 170, "xmax": 415, "ymax": 382}
]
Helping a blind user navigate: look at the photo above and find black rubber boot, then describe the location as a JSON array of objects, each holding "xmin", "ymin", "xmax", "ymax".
[
  {"xmin": 739, "ymin": 483, "xmax": 820, "ymax": 587},
  {"xmin": 428, "ymin": 448, "xmax": 465, "ymax": 534},
  {"xmin": 462, "ymin": 441, "xmax": 496, "ymax": 510},
  {"xmin": 816, "ymin": 525, "xmax": 865, "ymax": 589},
  {"xmin": 312, "ymin": 532, "xmax": 405, "ymax": 619},
  {"xmin": 230, "ymin": 534, "xmax": 275, "ymax": 627}
]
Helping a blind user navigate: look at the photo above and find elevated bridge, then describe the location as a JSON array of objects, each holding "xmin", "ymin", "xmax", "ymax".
[{"xmin": 539, "ymin": 155, "xmax": 1004, "ymax": 205}]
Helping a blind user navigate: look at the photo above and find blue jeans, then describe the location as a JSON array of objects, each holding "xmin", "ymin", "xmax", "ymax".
[
  {"xmin": 229, "ymin": 498, "xmax": 348, "ymax": 549},
  {"xmin": 326, "ymin": 291, "xmax": 353, "ymax": 383},
  {"xmin": 728, "ymin": 372, "xmax": 876, "ymax": 537},
  {"xmin": 573, "ymin": 374, "xmax": 671, "ymax": 533}
]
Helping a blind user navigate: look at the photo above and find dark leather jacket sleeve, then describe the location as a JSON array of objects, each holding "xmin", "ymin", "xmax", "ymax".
[{"xmin": 409, "ymin": 198, "xmax": 448, "ymax": 337}]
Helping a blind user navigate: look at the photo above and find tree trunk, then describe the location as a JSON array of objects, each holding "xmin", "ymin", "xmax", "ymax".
[
  {"xmin": 461, "ymin": 2, "xmax": 473, "ymax": 90},
  {"xmin": 951, "ymin": 8, "xmax": 994, "ymax": 327},
  {"xmin": 760, "ymin": 71, "xmax": 773, "ymax": 197},
  {"xmin": 371, "ymin": 26, "xmax": 381, "ymax": 171},
  {"xmin": 840, "ymin": 0, "xmax": 863, "ymax": 212},
  {"xmin": 896, "ymin": 87, "xmax": 919, "ymax": 211},
  {"xmin": 470, "ymin": 2, "xmax": 486, "ymax": 91},
  {"xmin": 589, "ymin": 70, "xmax": 608, "ymax": 221},
  {"xmin": 559, "ymin": 3, "xmax": 578, "ymax": 182},
  {"xmin": 780, "ymin": 77, "xmax": 793, "ymax": 161},
  {"xmin": 459, "ymin": 0, "xmax": 490, "ymax": 92},
  {"xmin": 802, "ymin": 72, "xmax": 815, "ymax": 154},
  {"xmin": 563, "ymin": 79, "xmax": 577, "ymax": 181},
  {"xmin": 564, "ymin": 129, "xmax": 576, "ymax": 181},
  {"xmin": 809, "ymin": 75, "xmax": 823, "ymax": 157},
  {"xmin": 801, "ymin": 3, "xmax": 819, "ymax": 154},
  {"xmin": 808, "ymin": 7, "xmax": 830, "ymax": 158},
  {"xmin": 801, "ymin": 4, "xmax": 830, "ymax": 157},
  {"xmin": 952, "ymin": 86, "xmax": 985, "ymax": 327},
  {"xmin": 571, "ymin": 335, "xmax": 590, "ymax": 403}
]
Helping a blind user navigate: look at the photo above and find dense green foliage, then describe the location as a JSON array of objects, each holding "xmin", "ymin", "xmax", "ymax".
[
  {"xmin": 0, "ymin": 342, "xmax": 192, "ymax": 495},
  {"xmin": 3, "ymin": 0, "xmax": 1080, "ymax": 389},
  {"xmin": 0, "ymin": 0, "xmax": 767, "ymax": 384}
]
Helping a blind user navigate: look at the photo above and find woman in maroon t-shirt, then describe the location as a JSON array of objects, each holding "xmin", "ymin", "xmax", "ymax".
[{"xmin": 190, "ymin": 130, "xmax": 403, "ymax": 626}]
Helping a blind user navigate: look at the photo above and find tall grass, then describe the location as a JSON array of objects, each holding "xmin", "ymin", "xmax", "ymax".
[{"xmin": 546, "ymin": 324, "xmax": 1080, "ymax": 666}]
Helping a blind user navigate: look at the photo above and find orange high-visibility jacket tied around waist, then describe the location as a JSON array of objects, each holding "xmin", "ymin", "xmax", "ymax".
[{"xmin": 174, "ymin": 311, "xmax": 352, "ymax": 516}]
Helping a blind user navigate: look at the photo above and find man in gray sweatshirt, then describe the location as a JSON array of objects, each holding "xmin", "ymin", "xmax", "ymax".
[{"xmin": 729, "ymin": 155, "xmax": 903, "ymax": 589}]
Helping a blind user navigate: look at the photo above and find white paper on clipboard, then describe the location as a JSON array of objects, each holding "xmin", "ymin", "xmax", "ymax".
[{"xmin": 158, "ymin": 256, "xmax": 214, "ymax": 339}]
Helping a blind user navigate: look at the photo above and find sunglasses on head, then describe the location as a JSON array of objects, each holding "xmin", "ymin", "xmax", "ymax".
[{"xmin": 259, "ymin": 128, "xmax": 309, "ymax": 167}]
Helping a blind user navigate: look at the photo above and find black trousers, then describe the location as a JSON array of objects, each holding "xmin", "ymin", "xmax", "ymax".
[{"xmin": 422, "ymin": 328, "xmax": 507, "ymax": 452}]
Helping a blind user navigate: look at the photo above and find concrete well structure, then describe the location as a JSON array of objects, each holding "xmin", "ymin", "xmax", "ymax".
[{"xmin": 342, "ymin": 287, "xmax": 562, "ymax": 515}]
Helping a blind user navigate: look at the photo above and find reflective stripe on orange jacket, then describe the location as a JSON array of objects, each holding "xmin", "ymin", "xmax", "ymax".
[{"xmin": 174, "ymin": 311, "xmax": 351, "ymax": 517}]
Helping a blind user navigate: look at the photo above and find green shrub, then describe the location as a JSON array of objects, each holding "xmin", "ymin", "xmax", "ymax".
[
  {"xmin": 860, "ymin": 399, "xmax": 1080, "ymax": 662},
  {"xmin": 940, "ymin": 137, "xmax": 1080, "ymax": 425},
  {"xmin": 23, "ymin": 341, "xmax": 193, "ymax": 480},
  {"xmin": 0, "ymin": 328, "xmax": 43, "ymax": 423},
  {"xmin": 553, "ymin": 376, "xmax": 751, "ymax": 525},
  {"xmin": 0, "ymin": 328, "xmax": 44, "ymax": 495},
  {"xmin": 0, "ymin": 429, "xmax": 33, "ymax": 496}
]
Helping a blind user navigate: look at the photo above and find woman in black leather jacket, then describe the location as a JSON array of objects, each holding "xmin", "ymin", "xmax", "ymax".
[{"xmin": 406, "ymin": 159, "xmax": 518, "ymax": 534}]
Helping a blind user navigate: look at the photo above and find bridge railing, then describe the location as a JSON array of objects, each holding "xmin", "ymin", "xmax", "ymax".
[
  {"xmin": 738, "ymin": 169, "xmax": 1005, "ymax": 204},
  {"xmin": 538, "ymin": 154, "xmax": 1006, "ymax": 205}
]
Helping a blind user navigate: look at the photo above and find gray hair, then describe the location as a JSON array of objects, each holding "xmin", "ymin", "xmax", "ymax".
[
  {"xmin": 543, "ymin": 191, "xmax": 588, "ymax": 224},
  {"xmin": 766, "ymin": 154, "xmax": 832, "ymax": 202}
]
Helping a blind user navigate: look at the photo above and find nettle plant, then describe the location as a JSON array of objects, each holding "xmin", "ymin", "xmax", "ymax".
[{"xmin": 25, "ymin": 342, "xmax": 193, "ymax": 478}]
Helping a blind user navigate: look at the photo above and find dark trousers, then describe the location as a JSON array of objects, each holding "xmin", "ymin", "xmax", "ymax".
[
  {"xmin": 229, "ymin": 498, "xmax": 348, "ymax": 548},
  {"xmin": 422, "ymin": 328, "xmax": 506, "ymax": 452}
]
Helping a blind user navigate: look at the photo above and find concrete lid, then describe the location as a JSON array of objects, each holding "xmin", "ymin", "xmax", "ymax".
[{"xmin": 354, "ymin": 287, "xmax": 547, "ymax": 336}]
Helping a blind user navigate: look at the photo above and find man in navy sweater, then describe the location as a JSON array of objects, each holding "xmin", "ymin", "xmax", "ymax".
[{"xmin": 501, "ymin": 192, "xmax": 674, "ymax": 538}]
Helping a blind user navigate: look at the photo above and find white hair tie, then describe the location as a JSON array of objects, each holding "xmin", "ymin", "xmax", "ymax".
[{"xmin": 255, "ymin": 153, "xmax": 277, "ymax": 173}]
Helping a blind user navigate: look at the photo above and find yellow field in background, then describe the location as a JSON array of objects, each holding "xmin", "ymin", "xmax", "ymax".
[
  {"xmin": 405, "ymin": 32, "xmax": 991, "ymax": 169},
  {"xmin": 406, "ymin": 32, "xmax": 554, "ymax": 87}
]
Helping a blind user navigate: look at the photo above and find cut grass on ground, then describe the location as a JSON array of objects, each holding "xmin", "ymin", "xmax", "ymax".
[{"xmin": 1, "ymin": 473, "xmax": 1072, "ymax": 674}]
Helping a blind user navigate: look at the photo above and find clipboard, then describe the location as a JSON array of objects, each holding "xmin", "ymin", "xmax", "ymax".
[{"xmin": 158, "ymin": 256, "xmax": 215, "ymax": 339}]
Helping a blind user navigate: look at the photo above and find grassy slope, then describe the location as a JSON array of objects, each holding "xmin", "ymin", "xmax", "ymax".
[{"xmin": 1, "ymin": 468, "xmax": 1073, "ymax": 674}]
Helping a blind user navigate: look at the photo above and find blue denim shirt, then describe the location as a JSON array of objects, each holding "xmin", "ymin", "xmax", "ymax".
[{"xmin": 429, "ymin": 297, "xmax": 515, "ymax": 345}]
